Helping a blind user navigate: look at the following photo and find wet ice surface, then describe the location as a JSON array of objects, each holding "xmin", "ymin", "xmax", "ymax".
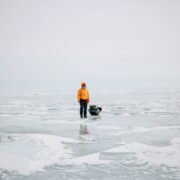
[{"xmin": 0, "ymin": 89, "xmax": 180, "ymax": 180}]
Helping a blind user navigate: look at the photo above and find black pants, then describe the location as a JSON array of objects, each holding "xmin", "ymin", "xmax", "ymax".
[{"xmin": 80, "ymin": 99, "xmax": 88, "ymax": 118}]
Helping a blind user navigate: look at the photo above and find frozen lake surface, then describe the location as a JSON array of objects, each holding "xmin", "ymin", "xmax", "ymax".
[{"xmin": 0, "ymin": 89, "xmax": 180, "ymax": 180}]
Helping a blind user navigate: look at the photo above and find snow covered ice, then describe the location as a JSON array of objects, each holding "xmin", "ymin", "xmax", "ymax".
[{"xmin": 0, "ymin": 89, "xmax": 180, "ymax": 180}]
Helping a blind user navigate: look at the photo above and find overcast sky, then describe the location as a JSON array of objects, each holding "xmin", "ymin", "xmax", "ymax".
[{"xmin": 0, "ymin": 0, "xmax": 179, "ymax": 91}]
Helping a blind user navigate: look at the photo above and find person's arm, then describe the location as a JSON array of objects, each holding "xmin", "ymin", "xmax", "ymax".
[
  {"xmin": 87, "ymin": 90, "xmax": 90, "ymax": 103},
  {"xmin": 77, "ymin": 89, "xmax": 80, "ymax": 102}
]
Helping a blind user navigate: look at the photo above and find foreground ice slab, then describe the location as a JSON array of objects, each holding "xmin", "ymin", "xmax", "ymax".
[
  {"xmin": 0, "ymin": 134, "xmax": 75, "ymax": 175},
  {"xmin": 0, "ymin": 133, "xmax": 109, "ymax": 176},
  {"xmin": 105, "ymin": 138, "xmax": 180, "ymax": 169}
]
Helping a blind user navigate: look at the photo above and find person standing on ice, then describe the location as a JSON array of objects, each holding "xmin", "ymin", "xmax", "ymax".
[{"xmin": 77, "ymin": 82, "xmax": 90, "ymax": 118}]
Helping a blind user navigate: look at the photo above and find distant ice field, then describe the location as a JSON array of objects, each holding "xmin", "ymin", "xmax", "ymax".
[{"xmin": 0, "ymin": 89, "xmax": 180, "ymax": 180}]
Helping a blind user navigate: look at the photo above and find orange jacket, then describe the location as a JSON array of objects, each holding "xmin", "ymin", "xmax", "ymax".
[{"xmin": 77, "ymin": 88, "xmax": 90, "ymax": 102}]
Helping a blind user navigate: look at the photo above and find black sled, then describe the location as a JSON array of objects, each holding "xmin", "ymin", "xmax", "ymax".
[{"xmin": 89, "ymin": 105, "xmax": 102, "ymax": 116}]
